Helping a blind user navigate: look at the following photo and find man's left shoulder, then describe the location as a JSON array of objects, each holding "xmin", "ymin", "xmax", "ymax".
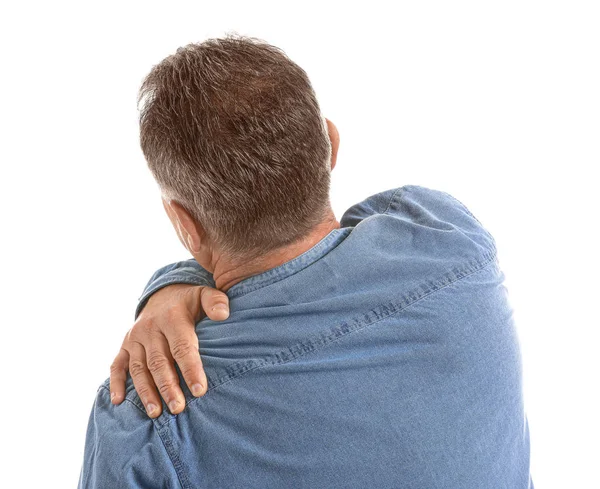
[{"xmin": 78, "ymin": 381, "xmax": 180, "ymax": 488}]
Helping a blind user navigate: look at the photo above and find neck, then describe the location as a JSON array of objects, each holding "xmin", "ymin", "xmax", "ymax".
[{"xmin": 205, "ymin": 213, "xmax": 341, "ymax": 292}]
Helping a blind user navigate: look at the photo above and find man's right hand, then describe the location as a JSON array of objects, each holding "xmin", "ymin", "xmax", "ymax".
[{"xmin": 109, "ymin": 284, "xmax": 230, "ymax": 418}]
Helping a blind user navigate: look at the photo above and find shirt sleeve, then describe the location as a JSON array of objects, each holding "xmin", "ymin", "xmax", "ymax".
[
  {"xmin": 135, "ymin": 258, "xmax": 216, "ymax": 321},
  {"xmin": 77, "ymin": 386, "xmax": 182, "ymax": 489}
]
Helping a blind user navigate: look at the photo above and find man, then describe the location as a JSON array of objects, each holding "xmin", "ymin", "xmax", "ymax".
[{"xmin": 78, "ymin": 34, "xmax": 533, "ymax": 488}]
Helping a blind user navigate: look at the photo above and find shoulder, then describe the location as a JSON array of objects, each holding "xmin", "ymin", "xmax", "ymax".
[
  {"xmin": 346, "ymin": 184, "xmax": 485, "ymax": 219},
  {"xmin": 79, "ymin": 381, "xmax": 181, "ymax": 488},
  {"xmin": 339, "ymin": 187, "xmax": 403, "ymax": 226},
  {"xmin": 340, "ymin": 184, "xmax": 475, "ymax": 223},
  {"xmin": 85, "ymin": 378, "xmax": 161, "ymax": 452},
  {"xmin": 96, "ymin": 374, "xmax": 146, "ymax": 409},
  {"xmin": 93, "ymin": 379, "xmax": 150, "ymax": 428},
  {"xmin": 341, "ymin": 184, "xmax": 496, "ymax": 255},
  {"xmin": 394, "ymin": 184, "xmax": 487, "ymax": 226},
  {"xmin": 399, "ymin": 184, "xmax": 496, "ymax": 250}
]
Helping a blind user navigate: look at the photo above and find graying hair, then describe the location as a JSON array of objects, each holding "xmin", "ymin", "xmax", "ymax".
[{"xmin": 137, "ymin": 33, "xmax": 333, "ymax": 263}]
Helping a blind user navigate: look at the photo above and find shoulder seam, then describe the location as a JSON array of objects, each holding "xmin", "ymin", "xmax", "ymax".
[
  {"xmin": 438, "ymin": 190, "xmax": 483, "ymax": 225},
  {"xmin": 155, "ymin": 420, "xmax": 189, "ymax": 489},
  {"xmin": 382, "ymin": 187, "xmax": 405, "ymax": 215},
  {"xmin": 438, "ymin": 189, "xmax": 497, "ymax": 253},
  {"xmin": 98, "ymin": 385, "xmax": 186, "ymax": 488},
  {"xmin": 183, "ymin": 249, "xmax": 498, "ymax": 410}
]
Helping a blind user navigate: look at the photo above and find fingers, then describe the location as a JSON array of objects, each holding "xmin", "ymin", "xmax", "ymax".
[
  {"xmin": 127, "ymin": 341, "xmax": 163, "ymax": 418},
  {"xmin": 145, "ymin": 331, "xmax": 187, "ymax": 414},
  {"xmin": 201, "ymin": 286, "xmax": 230, "ymax": 321},
  {"xmin": 112, "ymin": 284, "xmax": 229, "ymax": 418},
  {"xmin": 163, "ymin": 315, "xmax": 208, "ymax": 398},
  {"xmin": 109, "ymin": 348, "xmax": 129, "ymax": 405}
]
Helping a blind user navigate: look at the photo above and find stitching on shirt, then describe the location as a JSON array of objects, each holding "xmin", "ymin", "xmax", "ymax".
[
  {"xmin": 438, "ymin": 190, "xmax": 481, "ymax": 223},
  {"xmin": 100, "ymin": 385, "xmax": 191, "ymax": 489},
  {"xmin": 98, "ymin": 255, "xmax": 492, "ymax": 487},
  {"xmin": 382, "ymin": 186, "xmax": 405, "ymax": 215},
  {"xmin": 226, "ymin": 228, "xmax": 352, "ymax": 299},
  {"xmin": 154, "ymin": 421, "xmax": 190, "ymax": 489},
  {"xmin": 436, "ymin": 189, "xmax": 497, "ymax": 253},
  {"xmin": 184, "ymin": 249, "xmax": 498, "ymax": 410}
]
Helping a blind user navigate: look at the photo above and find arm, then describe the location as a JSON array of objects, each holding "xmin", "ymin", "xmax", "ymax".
[
  {"xmin": 134, "ymin": 258, "xmax": 216, "ymax": 321},
  {"xmin": 110, "ymin": 258, "xmax": 230, "ymax": 418}
]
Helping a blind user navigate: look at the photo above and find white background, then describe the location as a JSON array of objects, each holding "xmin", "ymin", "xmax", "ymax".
[{"xmin": 1, "ymin": 1, "xmax": 598, "ymax": 487}]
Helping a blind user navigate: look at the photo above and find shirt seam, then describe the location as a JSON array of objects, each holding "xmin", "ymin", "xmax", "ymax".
[
  {"xmin": 179, "ymin": 249, "xmax": 497, "ymax": 413},
  {"xmin": 98, "ymin": 385, "xmax": 187, "ymax": 489},
  {"xmin": 155, "ymin": 421, "xmax": 190, "ymax": 489},
  {"xmin": 225, "ymin": 227, "xmax": 351, "ymax": 299},
  {"xmin": 382, "ymin": 186, "xmax": 405, "ymax": 214},
  {"xmin": 385, "ymin": 185, "xmax": 497, "ymax": 257},
  {"xmin": 436, "ymin": 189, "xmax": 497, "ymax": 252}
]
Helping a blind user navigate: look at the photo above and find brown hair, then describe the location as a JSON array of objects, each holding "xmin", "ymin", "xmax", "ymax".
[{"xmin": 137, "ymin": 33, "xmax": 333, "ymax": 263}]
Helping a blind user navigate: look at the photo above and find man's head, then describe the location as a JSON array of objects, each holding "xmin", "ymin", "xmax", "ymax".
[{"xmin": 137, "ymin": 33, "xmax": 339, "ymax": 268}]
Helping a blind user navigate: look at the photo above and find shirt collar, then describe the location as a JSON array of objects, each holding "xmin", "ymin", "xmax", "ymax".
[{"xmin": 225, "ymin": 226, "xmax": 353, "ymax": 299}]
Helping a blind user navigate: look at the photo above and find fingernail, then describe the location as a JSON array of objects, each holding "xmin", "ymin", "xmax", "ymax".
[
  {"xmin": 111, "ymin": 392, "xmax": 116, "ymax": 401},
  {"xmin": 212, "ymin": 304, "xmax": 229, "ymax": 317},
  {"xmin": 168, "ymin": 400, "xmax": 180, "ymax": 413},
  {"xmin": 146, "ymin": 403, "xmax": 158, "ymax": 416},
  {"xmin": 191, "ymin": 383, "xmax": 204, "ymax": 397}
]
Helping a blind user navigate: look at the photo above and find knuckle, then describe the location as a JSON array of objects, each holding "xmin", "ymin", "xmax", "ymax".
[
  {"xmin": 135, "ymin": 384, "xmax": 151, "ymax": 399},
  {"xmin": 199, "ymin": 286, "xmax": 210, "ymax": 300},
  {"xmin": 180, "ymin": 364, "xmax": 200, "ymax": 381},
  {"xmin": 146, "ymin": 351, "xmax": 170, "ymax": 373},
  {"xmin": 166, "ymin": 305, "xmax": 184, "ymax": 322},
  {"xmin": 129, "ymin": 360, "xmax": 146, "ymax": 377},
  {"xmin": 140, "ymin": 317, "xmax": 158, "ymax": 334},
  {"xmin": 131, "ymin": 315, "xmax": 157, "ymax": 335},
  {"xmin": 171, "ymin": 338, "xmax": 196, "ymax": 360},
  {"xmin": 109, "ymin": 362, "xmax": 122, "ymax": 375},
  {"xmin": 125, "ymin": 327, "xmax": 140, "ymax": 343},
  {"xmin": 157, "ymin": 380, "xmax": 176, "ymax": 397}
]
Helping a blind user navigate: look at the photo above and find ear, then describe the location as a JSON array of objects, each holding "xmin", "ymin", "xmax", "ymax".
[
  {"xmin": 162, "ymin": 197, "xmax": 204, "ymax": 253},
  {"xmin": 324, "ymin": 118, "xmax": 339, "ymax": 171}
]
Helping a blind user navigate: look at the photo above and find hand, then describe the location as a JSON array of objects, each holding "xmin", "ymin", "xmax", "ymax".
[{"xmin": 109, "ymin": 284, "xmax": 230, "ymax": 418}]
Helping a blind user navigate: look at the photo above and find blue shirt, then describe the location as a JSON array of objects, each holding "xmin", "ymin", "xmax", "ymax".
[{"xmin": 79, "ymin": 184, "xmax": 533, "ymax": 488}]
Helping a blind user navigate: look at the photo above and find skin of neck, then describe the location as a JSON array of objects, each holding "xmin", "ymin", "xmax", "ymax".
[{"xmin": 161, "ymin": 118, "xmax": 341, "ymax": 293}]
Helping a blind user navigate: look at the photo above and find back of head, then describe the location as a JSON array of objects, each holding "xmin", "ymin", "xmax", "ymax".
[{"xmin": 137, "ymin": 33, "xmax": 333, "ymax": 262}]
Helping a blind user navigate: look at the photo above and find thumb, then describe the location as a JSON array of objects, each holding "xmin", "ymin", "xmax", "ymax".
[{"xmin": 200, "ymin": 286, "xmax": 230, "ymax": 321}]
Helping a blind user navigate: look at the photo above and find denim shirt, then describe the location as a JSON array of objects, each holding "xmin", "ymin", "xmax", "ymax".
[{"xmin": 78, "ymin": 184, "xmax": 533, "ymax": 489}]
